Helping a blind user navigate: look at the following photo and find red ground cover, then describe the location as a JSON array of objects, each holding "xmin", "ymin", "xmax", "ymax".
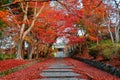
[
  {"xmin": 103, "ymin": 58, "xmax": 120, "ymax": 69},
  {"xmin": 0, "ymin": 58, "xmax": 55, "ymax": 80},
  {"xmin": 76, "ymin": 53, "xmax": 120, "ymax": 69},
  {"xmin": 1, "ymin": 58, "xmax": 120, "ymax": 80},
  {"xmin": 0, "ymin": 59, "xmax": 29, "ymax": 72},
  {"xmin": 65, "ymin": 58, "xmax": 120, "ymax": 80}
]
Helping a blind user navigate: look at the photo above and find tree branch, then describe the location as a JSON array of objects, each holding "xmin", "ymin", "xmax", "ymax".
[
  {"xmin": 0, "ymin": 0, "xmax": 57, "ymax": 7},
  {"xmin": 7, "ymin": 6, "xmax": 21, "ymax": 28},
  {"xmin": 22, "ymin": 2, "xmax": 46, "ymax": 39},
  {"xmin": 93, "ymin": 0, "xmax": 103, "ymax": 9},
  {"xmin": 113, "ymin": 0, "xmax": 119, "ymax": 8}
]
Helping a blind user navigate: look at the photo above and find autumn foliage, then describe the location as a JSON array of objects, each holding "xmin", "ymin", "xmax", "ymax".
[
  {"xmin": 1, "ymin": 58, "xmax": 55, "ymax": 80},
  {"xmin": 0, "ymin": 0, "xmax": 114, "ymax": 59},
  {"xmin": 0, "ymin": 59, "xmax": 28, "ymax": 72}
]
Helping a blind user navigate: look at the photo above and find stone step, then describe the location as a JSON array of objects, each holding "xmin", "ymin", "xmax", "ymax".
[
  {"xmin": 40, "ymin": 72, "xmax": 80, "ymax": 77},
  {"xmin": 49, "ymin": 65, "xmax": 72, "ymax": 66},
  {"xmin": 48, "ymin": 66, "xmax": 74, "ymax": 69},
  {"xmin": 42, "ymin": 69, "xmax": 73, "ymax": 72},
  {"xmin": 37, "ymin": 78, "xmax": 87, "ymax": 80}
]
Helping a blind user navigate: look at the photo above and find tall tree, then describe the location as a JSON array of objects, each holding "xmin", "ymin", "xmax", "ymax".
[{"xmin": 81, "ymin": 0, "xmax": 107, "ymax": 44}]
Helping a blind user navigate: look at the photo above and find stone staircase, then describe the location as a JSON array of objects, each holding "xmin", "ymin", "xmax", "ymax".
[{"xmin": 36, "ymin": 59, "xmax": 87, "ymax": 80}]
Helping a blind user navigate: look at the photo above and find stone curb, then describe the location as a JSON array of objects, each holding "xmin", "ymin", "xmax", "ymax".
[{"xmin": 72, "ymin": 57, "xmax": 120, "ymax": 78}]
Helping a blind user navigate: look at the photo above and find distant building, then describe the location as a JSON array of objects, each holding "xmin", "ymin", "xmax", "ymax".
[{"xmin": 52, "ymin": 43, "xmax": 69, "ymax": 58}]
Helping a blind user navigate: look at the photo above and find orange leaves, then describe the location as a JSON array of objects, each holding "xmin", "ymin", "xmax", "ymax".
[
  {"xmin": 13, "ymin": 0, "xmax": 19, "ymax": 4},
  {"xmin": 31, "ymin": 1, "xmax": 84, "ymax": 44},
  {"xmin": 47, "ymin": 28, "xmax": 55, "ymax": 34},
  {"xmin": 29, "ymin": 2, "xmax": 43, "ymax": 8},
  {"xmin": 0, "ymin": 11, "xmax": 8, "ymax": 19},
  {"xmin": 29, "ymin": 1, "xmax": 48, "ymax": 8},
  {"xmin": 33, "ymin": 23, "xmax": 57, "ymax": 44},
  {"xmin": 87, "ymin": 26, "xmax": 100, "ymax": 42},
  {"xmin": 88, "ymin": 35, "xmax": 99, "ymax": 41},
  {"xmin": 0, "ymin": 11, "xmax": 10, "ymax": 26},
  {"xmin": 81, "ymin": 0, "xmax": 107, "ymax": 42},
  {"xmin": 74, "ymin": 9, "xmax": 84, "ymax": 18},
  {"xmin": 82, "ymin": 0, "xmax": 106, "ymax": 19},
  {"xmin": 0, "ymin": 11, "xmax": 5, "ymax": 18},
  {"xmin": 68, "ymin": 36, "xmax": 86, "ymax": 44}
]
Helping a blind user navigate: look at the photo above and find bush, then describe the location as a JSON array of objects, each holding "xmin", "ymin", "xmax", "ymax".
[
  {"xmin": 88, "ymin": 44, "xmax": 103, "ymax": 59},
  {"xmin": 102, "ymin": 48, "xmax": 114, "ymax": 60},
  {"xmin": 88, "ymin": 40, "xmax": 117, "ymax": 60},
  {"xmin": 50, "ymin": 52, "xmax": 56, "ymax": 57},
  {"xmin": 0, "ymin": 54, "xmax": 16, "ymax": 60},
  {"xmin": 0, "ymin": 54, "xmax": 4, "ymax": 60},
  {"xmin": 10, "ymin": 54, "xmax": 16, "ymax": 59}
]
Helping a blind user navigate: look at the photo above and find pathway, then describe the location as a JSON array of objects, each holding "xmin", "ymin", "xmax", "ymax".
[
  {"xmin": 38, "ymin": 59, "xmax": 86, "ymax": 80},
  {"xmin": 1, "ymin": 58, "xmax": 119, "ymax": 80}
]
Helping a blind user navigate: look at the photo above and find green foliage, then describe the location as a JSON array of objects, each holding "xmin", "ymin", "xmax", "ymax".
[
  {"xmin": 0, "ymin": 31, "xmax": 2, "ymax": 37},
  {"xmin": 88, "ymin": 40, "xmax": 117, "ymax": 60},
  {"xmin": 51, "ymin": 52, "xmax": 56, "ymax": 57},
  {"xmin": 0, "ymin": 20, "xmax": 7, "ymax": 37},
  {"xmin": 89, "ymin": 44, "xmax": 102, "ymax": 59},
  {"xmin": 3, "ymin": 0, "xmax": 11, "ymax": 4},
  {"xmin": 100, "ymin": 40, "xmax": 113, "ymax": 44},
  {"xmin": 102, "ymin": 48, "xmax": 114, "ymax": 59},
  {"xmin": 0, "ymin": 20, "xmax": 6, "ymax": 27},
  {"xmin": 0, "ymin": 54, "xmax": 16, "ymax": 60},
  {"xmin": 0, "ymin": 0, "xmax": 10, "ymax": 10},
  {"xmin": 10, "ymin": 54, "xmax": 16, "ymax": 59}
]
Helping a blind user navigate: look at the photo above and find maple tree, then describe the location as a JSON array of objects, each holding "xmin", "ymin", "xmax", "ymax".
[
  {"xmin": 0, "ymin": 0, "xmax": 84, "ymax": 59},
  {"xmin": 0, "ymin": 1, "xmax": 49, "ymax": 59},
  {"xmin": 80, "ymin": 0, "xmax": 107, "ymax": 43},
  {"xmin": 0, "ymin": 0, "xmax": 115, "ymax": 60},
  {"xmin": 65, "ymin": 0, "xmax": 108, "ymax": 57},
  {"xmin": 30, "ymin": 0, "xmax": 84, "ymax": 58},
  {"xmin": 0, "ymin": 1, "xmax": 120, "ymax": 79}
]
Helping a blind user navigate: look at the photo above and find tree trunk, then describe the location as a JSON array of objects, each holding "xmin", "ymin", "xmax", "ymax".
[
  {"xmin": 36, "ymin": 52, "xmax": 39, "ymax": 59},
  {"xmin": 115, "ymin": 27, "xmax": 119, "ymax": 43},
  {"xmin": 36, "ymin": 46, "xmax": 39, "ymax": 59},
  {"xmin": 29, "ymin": 45, "xmax": 34, "ymax": 60},
  {"xmin": 114, "ymin": 26, "xmax": 119, "ymax": 56},
  {"xmin": 16, "ymin": 39, "xmax": 23, "ymax": 59},
  {"xmin": 108, "ymin": 25, "xmax": 114, "ymax": 43},
  {"xmin": 10, "ymin": 46, "xmax": 12, "ymax": 58}
]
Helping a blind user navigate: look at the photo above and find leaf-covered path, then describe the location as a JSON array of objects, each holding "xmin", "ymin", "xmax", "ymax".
[
  {"xmin": 39, "ymin": 58, "xmax": 120, "ymax": 80},
  {"xmin": 39, "ymin": 59, "xmax": 83, "ymax": 80},
  {"xmin": 0, "ymin": 58, "xmax": 120, "ymax": 80}
]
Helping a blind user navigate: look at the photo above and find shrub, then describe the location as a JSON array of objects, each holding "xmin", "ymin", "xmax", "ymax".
[
  {"xmin": 88, "ymin": 44, "xmax": 104, "ymax": 59},
  {"xmin": 88, "ymin": 40, "xmax": 116, "ymax": 60},
  {"xmin": 101, "ymin": 48, "xmax": 114, "ymax": 60},
  {"xmin": 0, "ymin": 54, "xmax": 16, "ymax": 60}
]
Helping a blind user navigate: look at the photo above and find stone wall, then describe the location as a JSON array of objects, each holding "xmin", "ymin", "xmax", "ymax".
[{"xmin": 72, "ymin": 57, "xmax": 120, "ymax": 78}]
